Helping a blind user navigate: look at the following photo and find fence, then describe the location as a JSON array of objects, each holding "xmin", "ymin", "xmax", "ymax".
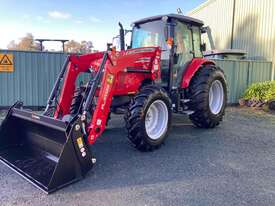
[
  {"xmin": 0, "ymin": 50, "xmax": 273, "ymax": 107},
  {"xmin": 0, "ymin": 50, "xmax": 68, "ymax": 107},
  {"xmin": 214, "ymin": 59, "xmax": 273, "ymax": 103}
]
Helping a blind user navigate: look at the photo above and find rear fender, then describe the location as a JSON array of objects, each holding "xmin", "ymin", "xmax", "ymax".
[{"xmin": 180, "ymin": 58, "xmax": 215, "ymax": 89}]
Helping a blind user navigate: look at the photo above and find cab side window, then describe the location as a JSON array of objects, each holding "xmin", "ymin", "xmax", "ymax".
[
  {"xmin": 173, "ymin": 21, "xmax": 194, "ymax": 86},
  {"xmin": 192, "ymin": 26, "xmax": 203, "ymax": 58},
  {"xmin": 175, "ymin": 22, "xmax": 193, "ymax": 59}
]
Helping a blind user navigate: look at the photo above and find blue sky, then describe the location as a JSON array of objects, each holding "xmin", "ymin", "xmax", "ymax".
[{"xmin": 0, "ymin": 0, "xmax": 206, "ymax": 51}]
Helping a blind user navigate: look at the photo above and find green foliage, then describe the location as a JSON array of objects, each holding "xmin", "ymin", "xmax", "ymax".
[{"xmin": 243, "ymin": 81, "xmax": 275, "ymax": 101}]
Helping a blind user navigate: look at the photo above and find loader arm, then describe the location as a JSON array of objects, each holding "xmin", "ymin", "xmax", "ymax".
[
  {"xmin": 53, "ymin": 47, "xmax": 161, "ymax": 144},
  {"xmin": 86, "ymin": 47, "xmax": 161, "ymax": 144},
  {"xmin": 54, "ymin": 52, "xmax": 105, "ymax": 118}
]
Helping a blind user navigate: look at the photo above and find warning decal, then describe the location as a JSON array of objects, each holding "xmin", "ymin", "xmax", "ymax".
[
  {"xmin": 0, "ymin": 54, "xmax": 14, "ymax": 72},
  {"xmin": 0, "ymin": 55, "xmax": 12, "ymax": 65}
]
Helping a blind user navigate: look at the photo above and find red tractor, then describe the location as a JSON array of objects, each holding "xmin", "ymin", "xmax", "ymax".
[{"xmin": 0, "ymin": 14, "xmax": 227, "ymax": 193}]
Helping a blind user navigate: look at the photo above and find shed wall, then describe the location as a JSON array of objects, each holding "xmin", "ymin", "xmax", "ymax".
[{"xmin": 188, "ymin": 0, "xmax": 275, "ymax": 78}]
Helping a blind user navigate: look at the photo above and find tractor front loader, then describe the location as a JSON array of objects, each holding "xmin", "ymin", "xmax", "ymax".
[{"xmin": 0, "ymin": 14, "xmax": 227, "ymax": 193}]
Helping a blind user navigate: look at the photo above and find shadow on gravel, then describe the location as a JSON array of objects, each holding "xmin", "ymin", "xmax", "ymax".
[
  {"xmin": 1, "ymin": 107, "xmax": 275, "ymax": 201},
  {"xmin": 58, "ymin": 111, "xmax": 260, "ymax": 195}
]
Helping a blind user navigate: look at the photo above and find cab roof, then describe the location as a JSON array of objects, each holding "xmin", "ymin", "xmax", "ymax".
[{"xmin": 133, "ymin": 14, "xmax": 204, "ymax": 27}]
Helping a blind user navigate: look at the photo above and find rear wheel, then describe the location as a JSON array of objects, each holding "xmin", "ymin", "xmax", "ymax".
[
  {"xmin": 187, "ymin": 65, "xmax": 227, "ymax": 128},
  {"xmin": 125, "ymin": 85, "xmax": 172, "ymax": 151}
]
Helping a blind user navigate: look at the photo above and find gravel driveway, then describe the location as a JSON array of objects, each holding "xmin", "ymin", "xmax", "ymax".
[{"xmin": 0, "ymin": 107, "xmax": 275, "ymax": 206}]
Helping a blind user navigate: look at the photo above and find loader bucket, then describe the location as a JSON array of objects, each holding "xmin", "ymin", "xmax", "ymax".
[{"xmin": 0, "ymin": 103, "xmax": 94, "ymax": 194}]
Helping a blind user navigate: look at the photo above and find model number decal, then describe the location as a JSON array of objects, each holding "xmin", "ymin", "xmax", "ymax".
[
  {"xmin": 77, "ymin": 137, "xmax": 86, "ymax": 157},
  {"xmin": 101, "ymin": 84, "xmax": 111, "ymax": 110}
]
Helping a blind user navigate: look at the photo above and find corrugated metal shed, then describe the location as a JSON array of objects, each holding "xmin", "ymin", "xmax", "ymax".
[
  {"xmin": 188, "ymin": 0, "xmax": 275, "ymax": 79},
  {"xmin": 232, "ymin": 0, "xmax": 275, "ymax": 61},
  {"xmin": 0, "ymin": 50, "xmax": 272, "ymax": 106},
  {"xmin": 188, "ymin": 0, "xmax": 234, "ymax": 50},
  {"xmin": 0, "ymin": 50, "xmax": 67, "ymax": 107},
  {"xmin": 214, "ymin": 59, "xmax": 273, "ymax": 103}
]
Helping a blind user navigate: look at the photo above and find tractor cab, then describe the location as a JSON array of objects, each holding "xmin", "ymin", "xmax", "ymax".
[
  {"xmin": 131, "ymin": 14, "xmax": 206, "ymax": 89},
  {"xmin": 130, "ymin": 14, "xmax": 204, "ymax": 89}
]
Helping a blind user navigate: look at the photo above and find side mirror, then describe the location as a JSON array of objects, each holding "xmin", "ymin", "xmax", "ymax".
[
  {"xmin": 200, "ymin": 43, "xmax": 206, "ymax": 51},
  {"xmin": 201, "ymin": 26, "xmax": 208, "ymax": 34}
]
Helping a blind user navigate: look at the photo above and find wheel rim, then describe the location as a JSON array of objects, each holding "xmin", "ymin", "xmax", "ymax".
[
  {"xmin": 209, "ymin": 80, "xmax": 224, "ymax": 115},
  {"xmin": 145, "ymin": 100, "xmax": 168, "ymax": 140}
]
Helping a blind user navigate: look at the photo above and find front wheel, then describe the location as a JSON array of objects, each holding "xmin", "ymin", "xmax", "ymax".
[
  {"xmin": 125, "ymin": 85, "xmax": 172, "ymax": 151},
  {"xmin": 187, "ymin": 65, "xmax": 227, "ymax": 128}
]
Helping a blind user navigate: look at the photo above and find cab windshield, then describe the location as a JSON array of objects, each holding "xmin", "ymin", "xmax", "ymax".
[
  {"xmin": 132, "ymin": 20, "xmax": 167, "ymax": 49},
  {"xmin": 132, "ymin": 20, "xmax": 170, "ymax": 86}
]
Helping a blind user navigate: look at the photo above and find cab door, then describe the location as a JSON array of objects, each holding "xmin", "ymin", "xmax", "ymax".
[{"xmin": 172, "ymin": 21, "xmax": 194, "ymax": 87}]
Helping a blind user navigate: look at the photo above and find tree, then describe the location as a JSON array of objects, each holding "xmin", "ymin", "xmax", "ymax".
[
  {"xmin": 64, "ymin": 40, "xmax": 81, "ymax": 53},
  {"xmin": 80, "ymin": 41, "xmax": 93, "ymax": 53},
  {"xmin": 65, "ymin": 40, "xmax": 94, "ymax": 53},
  {"xmin": 7, "ymin": 34, "xmax": 94, "ymax": 53},
  {"xmin": 7, "ymin": 33, "xmax": 40, "ymax": 51}
]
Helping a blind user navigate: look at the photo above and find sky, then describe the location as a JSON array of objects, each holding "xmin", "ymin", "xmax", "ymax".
[{"xmin": 0, "ymin": 0, "xmax": 206, "ymax": 51}]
